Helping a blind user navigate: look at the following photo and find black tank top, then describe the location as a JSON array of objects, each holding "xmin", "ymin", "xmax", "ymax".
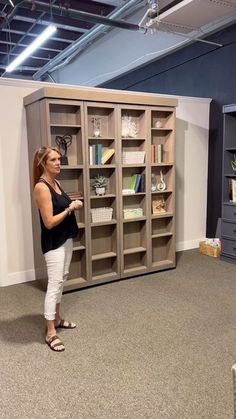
[{"xmin": 38, "ymin": 179, "xmax": 79, "ymax": 254}]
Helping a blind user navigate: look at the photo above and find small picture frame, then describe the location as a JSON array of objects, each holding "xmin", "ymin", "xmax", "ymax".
[{"xmin": 152, "ymin": 196, "xmax": 166, "ymax": 214}]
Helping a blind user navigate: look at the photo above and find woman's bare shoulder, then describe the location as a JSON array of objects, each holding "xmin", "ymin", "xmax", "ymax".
[{"xmin": 34, "ymin": 181, "xmax": 50, "ymax": 196}]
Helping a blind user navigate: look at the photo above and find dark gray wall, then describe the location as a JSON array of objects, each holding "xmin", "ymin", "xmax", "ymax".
[{"xmin": 101, "ymin": 24, "xmax": 236, "ymax": 237}]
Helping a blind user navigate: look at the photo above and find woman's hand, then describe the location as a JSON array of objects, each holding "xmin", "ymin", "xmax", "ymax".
[{"xmin": 68, "ymin": 200, "xmax": 83, "ymax": 212}]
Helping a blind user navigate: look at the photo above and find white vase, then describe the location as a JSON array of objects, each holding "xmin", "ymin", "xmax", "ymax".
[{"xmin": 96, "ymin": 187, "xmax": 105, "ymax": 196}]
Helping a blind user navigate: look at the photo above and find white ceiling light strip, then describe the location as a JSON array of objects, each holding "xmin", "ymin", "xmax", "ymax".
[{"xmin": 6, "ymin": 24, "xmax": 57, "ymax": 73}]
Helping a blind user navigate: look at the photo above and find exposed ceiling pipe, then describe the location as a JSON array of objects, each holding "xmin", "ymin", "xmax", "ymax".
[
  {"xmin": 23, "ymin": 0, "xmax": 141, "ymax": 31},
  {"xmin": 32, "ymin": 0, "xmax": 143, "ymax": 80}
]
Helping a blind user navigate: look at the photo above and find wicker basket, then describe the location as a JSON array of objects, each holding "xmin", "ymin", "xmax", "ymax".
[
  {"xmin": 122, "ymin": 151, "xmax": 145, "ymax": 164},
  {"xmin": 91, "ymin": 207, "xmax": 113, "ymax": 223},
  {"xmin": 199, "ymin": 241, "xmax": 221, "ymax": 258}
]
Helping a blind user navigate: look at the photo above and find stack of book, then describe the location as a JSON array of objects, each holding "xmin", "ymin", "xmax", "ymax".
[
  {"xmin": 151, "ymin": 144, "xmax": 164, "ymax": 163},
  {"xmin": 67, "ymin": 192, "xmax": 82, "ymax": 200},
  {"xmin": 89, "ymin": 145, "xmax": 115, "ymax": 165},
  {"xmin": 128, "ymin": 174, "xmax": 145, "ymax": 193}
]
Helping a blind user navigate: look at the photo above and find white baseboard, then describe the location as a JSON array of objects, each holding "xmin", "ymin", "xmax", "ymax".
[
  {"xmin": 176, "ymin": 238, "xmax": 204, "ymax": 252},
  {"xmin": 2, "ymin": 269, "xmax": 36, "ymax": 287}
]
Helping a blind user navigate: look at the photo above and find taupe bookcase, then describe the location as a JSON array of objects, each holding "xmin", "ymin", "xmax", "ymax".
[{"xmin": 24, "ymin": 86, "xmax": 177, "ymax": 291}]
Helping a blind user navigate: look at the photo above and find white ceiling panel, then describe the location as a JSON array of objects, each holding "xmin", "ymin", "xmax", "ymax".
[{"xmin": 159, "ymin": 0, "xmax": 236, "ymax": 31}]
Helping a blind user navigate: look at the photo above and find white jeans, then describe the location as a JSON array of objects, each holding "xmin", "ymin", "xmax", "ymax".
[{"xmin": 44, "ymin": 238, "xmax": 73, "ymax": 321}]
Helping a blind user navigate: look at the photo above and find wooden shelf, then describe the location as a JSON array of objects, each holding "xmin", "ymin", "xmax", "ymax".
[
  {"xmin": 123, "ymin": 266, "xmax": 147, "ymax": 274},
  {"xmin": 60, "ymin": 165, "xmax": 84, "ymax": 169},
  {"xmin": 152, "ymin": 260, "xmax": 174, "ymax": 269},
  {"xmin": 73, "ymin": 245, "xmax": 86, "ymax": 251},
  {"xmin": 122, "ymin": 164, "xmax": 146, "ymax": 168},
  {"xmin": 152, "ymin": 212, "xmax": 173, "ymax": 219},
  {"xmin": 151, "ymin": 163, "xmax": 174, "ymax": 167},
  {"xmin": 152, "ymin": 190, "xmax": 172, "ymax": 194},
  {"xmin": 91, "ymin": 220, "xmax": 117, "ymax": 227},
  {"xmin": 92, "ymin": 251, "xmax": 116, "ymax": 261},
  {"xmin": 122, "ymin": 137, "xmax": 146, "ymax": 141},
  {"xmin": 50, "ymin": 124, "xmax": 81, "ymax": 128},
  {"xmin": 151, "ymin": 128, "xmax": 173, "ymax": 131},
  {"xmin": 123, "ymin": 216, "xmax": 147, "ymax": 223},
  {"xmin": 88, "ymin": 137, "xmax": 115, "ymax": 141},
  {"xmin": 123, "ymin": 246, "xmax": 146, "ymax": 255},
  {"xmin": 152, "ymin": 233, "xmax": 173, "ymax": 239},
  {"xmin": 92, "ymin": 272, "xmax": 117, "ymax": 281},
  {"xmin": 90, "ymin": 194, "xmax": 116, "ymax": 199},
  {"xmin": 122, "ymin": 192, "xmax": 145, "ymax": 196},
  {"xmin": 89, "ymin": 165, "xmax": 116, "ymax": 169}
]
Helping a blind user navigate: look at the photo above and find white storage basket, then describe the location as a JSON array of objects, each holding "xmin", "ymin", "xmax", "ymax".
[
  {"xmin": 91, "ymin": 207, "xmax": 113, "ymax": 223},
  {"xmin": 122, "ymin": 151, "xmax": 145, "ymax": 164}
]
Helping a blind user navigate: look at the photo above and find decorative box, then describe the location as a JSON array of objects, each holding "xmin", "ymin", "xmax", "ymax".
[{"xmin": 123, "ymin": 208, "xmax": 143, "ymax": 219}]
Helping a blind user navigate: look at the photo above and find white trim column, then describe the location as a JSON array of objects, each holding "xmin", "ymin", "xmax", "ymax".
[{"xmin": 0, "ymin": 132, "xmax": 8, "ymax": 286}]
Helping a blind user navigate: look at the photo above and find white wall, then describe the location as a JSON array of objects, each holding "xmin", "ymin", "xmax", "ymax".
[{"xmin": 0, "ymin": 78, "xmax": 210, "ymax": 287}]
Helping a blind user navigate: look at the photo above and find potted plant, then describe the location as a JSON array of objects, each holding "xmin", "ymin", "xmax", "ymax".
[
  {"xmin": 91, "ymin": 175, "xmax": 108, "ymax": 196},
  {"xmin": 231, "ymin": 154, "xmax": 236, "ymax": 172}
]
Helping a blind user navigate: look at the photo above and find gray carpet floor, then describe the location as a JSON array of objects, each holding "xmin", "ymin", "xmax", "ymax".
[{"xmin": 1, "ymin": 249, "xmax": 236, "ymax": 419}]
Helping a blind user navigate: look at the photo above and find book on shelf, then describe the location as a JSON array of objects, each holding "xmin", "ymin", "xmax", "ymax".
[
  {"xmin": 139, "ymin": 174, "xmax": 145, "ymax": 192},
  {"xmin": 128, "ymin": 173, "xmax": 144, "ymax": 193},
  {"xmin": 89, "ymin": 145, "xmax": 114, "ymax": 165},
  {"xmin": 97, "ymin": 143, "xmax": 102, "ymax": 165},
  {"xmin": 134, "ymin": 174, "xmax": 142, "ymax": 192},
  {"xmin": 129, "ymin": 174, "xmax": 138, "ymax": 191},
  {"xmin": 102, "ymin": 148, "xmax": 115, "ymax": 164},
  {"xmin": 157, "ymin": 144, "xmax": 164, "ymax": 163},
  {"xmin": 151, "ymin": 144, "xmax": 164, "ymax": 163},
  {"xmin": 122, "ymin": 189, "xmax": 135, "ymax": 195},
  {"xmin": 67, "ymin": 191, "xmax": 82, "ymax": 200}
]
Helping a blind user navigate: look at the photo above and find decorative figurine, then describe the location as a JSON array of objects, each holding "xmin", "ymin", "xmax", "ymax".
[
  {"xmin": 151, "ymin": 173, "xmax": 157, "ymax": 192},
  {"xmin": 121, "ymin": 115, "xmax": 139, "ymax": 138},
  {"xmin": 55, "ymin": 134, "xmax": 72, "ymax": 165},
  {"xmin": 156, "ymin": 170, "xmax": 166, "ymax": 191},
  {"xmin": 155, "ymin": 120, "xmax": 163, "ymax": 128},
  {"xmin": 92, "ymin": 117, "xmax": 102, "ymax": 138}
]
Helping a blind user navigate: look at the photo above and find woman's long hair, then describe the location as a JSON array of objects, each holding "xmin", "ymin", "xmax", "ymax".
[{"xmin": 32, "ymin": 146, "xmax": 61, "ymax": 187}]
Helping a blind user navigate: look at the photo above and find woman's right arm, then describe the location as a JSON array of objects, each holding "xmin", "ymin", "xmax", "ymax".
[{"xmin": 34, "ymin": 183, "xmax": 75, "ymax": 230}]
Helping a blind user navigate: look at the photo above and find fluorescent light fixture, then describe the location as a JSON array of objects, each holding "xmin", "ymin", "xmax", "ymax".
[
  {"xmin": 9, "ymin": 0, "xmax": 14, "ymax": 6},
  {"xmin": 6, "ymin": 24, "xmax": 57, "ymax": 73}
]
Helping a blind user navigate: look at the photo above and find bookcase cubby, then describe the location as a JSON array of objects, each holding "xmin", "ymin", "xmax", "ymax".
[{"xmin": 24, "ymin": 87, "xmax": 176, "ymax": 290}]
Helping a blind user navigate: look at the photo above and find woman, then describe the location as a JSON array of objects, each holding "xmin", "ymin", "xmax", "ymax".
[{"xmin": 32, "ymin": 146, "xmax": 83, "ymax": 352}]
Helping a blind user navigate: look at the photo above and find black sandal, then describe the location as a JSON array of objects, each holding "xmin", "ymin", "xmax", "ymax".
[
  {"xmin": 45, "ymin": 335, "xmax": 65, "ymax": 352},
  {"xmin": 55, "ymin": 319, "xmax": 76, "ymax": 329}
]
